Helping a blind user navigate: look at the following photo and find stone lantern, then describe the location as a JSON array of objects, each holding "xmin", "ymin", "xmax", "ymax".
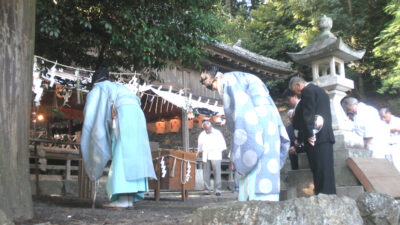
[
  {"xmin": 288, "ymin": 15, "xmax": 365, "ymax": 147},
  {"xmin": 283, "ymin": 15, "xmax": 370, "ymax": 200}
]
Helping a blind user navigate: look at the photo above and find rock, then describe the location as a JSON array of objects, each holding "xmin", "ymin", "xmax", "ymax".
[
  {"xmin": 187, "ymin": 194, "xmax": 363, "ymax": 225},
  {"xmin": 0, "ymin": 209, "xmax": 14, "ymax": 225},
  {"xmin": 356, "ymin": 191, "xmax": 400, "ymax": 225}
]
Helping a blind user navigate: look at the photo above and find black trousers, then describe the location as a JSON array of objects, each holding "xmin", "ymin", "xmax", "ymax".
[
  {"xmin": 289, "ymin": 153, "xmax": 299, "ymax": 170},
  {"xmin": 305, "ymin": 142, "xmax": 336, "ymax": 195}
]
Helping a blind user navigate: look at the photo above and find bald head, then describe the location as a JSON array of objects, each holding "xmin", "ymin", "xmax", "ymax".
[
  {"xmin": 202, "ymin": 120, "xmax": 212, "ymax": 134},
  {"xmin": 380, "ymin": 107, "xmax": 392, "ymax": 123},
  {"xmin": 341, "ymin": 97, "xmax": 359, "ymax": 115},
  {"xmin": 289, "ymin": 76, "xmax": 307, "ymax": 95}
]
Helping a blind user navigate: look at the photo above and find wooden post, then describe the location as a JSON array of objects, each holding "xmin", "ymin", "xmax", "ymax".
[
  {"xmin": 154, "ymin": 151, "xmax": 161, "ymax": 201},
  {"xmin": 66, "ymin": 160, "xmax": 71, "ymax": 180},
  {"xmin": 182, "ymin": 70, "xmax": 190, "ymax": 153},
  {"xmin": 78, "ymin": 156, "xmax": 93, "ymax": 200},
  {"xmin": 34, "ymin": 142, "xmax": 40, "ymax": 196},
  {"xmin": 181, "ymin": 153, "xmax": 186, "ymax": 201}
]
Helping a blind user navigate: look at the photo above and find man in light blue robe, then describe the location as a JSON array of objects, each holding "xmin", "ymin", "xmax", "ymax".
[
  {"xmin": 200, "ymin": 69, "xmax": 289, "ymax": 201},
  {"xmin": 81, "ymin": 68, "xmax": 156, "ymax": 208}
]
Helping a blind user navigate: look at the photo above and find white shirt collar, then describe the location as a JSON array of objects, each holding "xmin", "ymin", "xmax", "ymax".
[{"xmin": 217, "ymin": 76, "xmax": 224, "ymax": 97}]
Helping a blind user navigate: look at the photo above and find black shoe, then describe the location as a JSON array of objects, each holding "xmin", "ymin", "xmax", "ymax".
[
  {"xmin": 202, "ymin": 192, "xmax": 210, "ymax": 195},
  {"xmin": 216, "ymin": 192, "xmax": 221, "ymax": 196}
]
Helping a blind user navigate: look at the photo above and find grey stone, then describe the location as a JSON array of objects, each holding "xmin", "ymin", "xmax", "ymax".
[
  {"xmin": 334, "ymin": 147, "xmax": 372, "ymax": 167},
  {"xmin": 356, "ymin": 191, "xmax": 400, "ymax": 225},
  {"xmin": 334, "ymin": 166, "xmax": 360, "ymax": 186},
  {"xmin": 195, "ymin": 169, "xmax": 204, "ymax": 190},
  {"xmin": 336, "ymin": 186, "xmax": 364, "ymax": 199},
  {"xmin": 64, "ymin": 179, "xmax": 78, "ymax": 196},
  {"xmin": 334, "ymin": 132, "xmax": 365, "ymax": 151},
  {"xmin": 0, "ymin": 209, "xmax": 14, "ymax": 225},
  {"xmin": 30, "ymin": 176, "xmax": 63, "ymax": 195},
  {"xmin": 187, "ymin": 194, "xmax": 363, "ymax": 225}
]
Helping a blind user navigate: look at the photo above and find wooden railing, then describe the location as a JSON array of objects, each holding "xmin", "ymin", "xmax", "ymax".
[{"xmin": 29, "ymin": 138, "xmax": 93, "ymax": 199}]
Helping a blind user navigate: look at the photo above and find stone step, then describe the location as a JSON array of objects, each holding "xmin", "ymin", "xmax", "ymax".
[
  {"xmin": 285, "ymin": 169, "xmax": 314, "ymax": 199},
  {"xmin": 283, "ymin": 147, "xmax": 373, "ymax": 172},
  {"xmin": 281, "ymin": 152, "xmax": 309, "ymax": 172},
  {"xmin": 280, "ymin": 185, "xmax": 365, "ymax": 201},
  {"xmin": 284, "ymin": 165, "xmax": 361, "ymax": 199}
]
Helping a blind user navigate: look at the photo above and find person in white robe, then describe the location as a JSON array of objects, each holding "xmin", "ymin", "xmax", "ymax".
[
  {"xmin": 341, "ymin": 97, "xmax": 390, "ymax": 159},
  {"xmin": 380, "ymin": 108, "xmax": 400, "ymax": 171}
]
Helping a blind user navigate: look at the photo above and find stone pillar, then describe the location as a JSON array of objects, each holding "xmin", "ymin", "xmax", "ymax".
[{"xmin": 314, "ymin": 75, "xmax": 364, "ymax": 148}]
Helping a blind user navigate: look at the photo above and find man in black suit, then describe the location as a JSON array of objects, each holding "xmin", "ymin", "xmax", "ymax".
[{"xmin": 289, "ymin": 76, "xmax": 336, "ymax": 195}]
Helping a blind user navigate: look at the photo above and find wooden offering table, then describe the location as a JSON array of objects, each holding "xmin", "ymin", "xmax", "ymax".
[{"xmin": 149, "ymin": 150, "xmax": 196, "ymax": 201}]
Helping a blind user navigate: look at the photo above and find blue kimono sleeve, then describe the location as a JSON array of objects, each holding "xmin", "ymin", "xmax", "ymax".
[
  {"xmin": 223, "ymin": 75, "xmax": 266, "ymax": 176},
  {"xmin": 81, "ymin": 87, "xmax": 113, "ymax": 181}
]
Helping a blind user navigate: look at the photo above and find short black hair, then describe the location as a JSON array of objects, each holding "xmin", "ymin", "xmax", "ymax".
[
  {"xmin": 203, "ymin": 65, "xmax": 219, "ymax": 77},
  {"xmin": 92, "ymin": 67, "xmax": 109, "ymax": 84},
  {"xmin": 283, "ymin": 88, "xmax": 297, "ymax": 98}
]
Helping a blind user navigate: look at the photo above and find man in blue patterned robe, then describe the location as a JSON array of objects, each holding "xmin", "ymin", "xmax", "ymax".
[{"xmin": 200, "ymin": 69, "xmax": 289, "ymax": 201}]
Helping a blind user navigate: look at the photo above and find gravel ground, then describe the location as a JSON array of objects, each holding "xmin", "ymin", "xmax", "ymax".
[{"xmin": 15, "ymin": 191, "xmax": 238, "ymax": 225}]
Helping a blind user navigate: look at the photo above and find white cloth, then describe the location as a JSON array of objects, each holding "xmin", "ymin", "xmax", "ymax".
[
  {"xmin": 384, "ymin": 115, "xmax": 400, "ymax": 171},
  {"xmin": 197, "ymin": 128, "xmax": 227, "ymax": 162},
  {"xmin": 386, "ymin": 115, "xmax": 400, "ymax": 145},
  {"xmin": 353, "ymin": 102, "xmax": 389, "ymax": 158}
]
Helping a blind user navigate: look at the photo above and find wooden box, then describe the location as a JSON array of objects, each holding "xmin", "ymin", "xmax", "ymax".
[{"xmin": 149, "ymin": 150, "xmax": 196, "ymax": 190}]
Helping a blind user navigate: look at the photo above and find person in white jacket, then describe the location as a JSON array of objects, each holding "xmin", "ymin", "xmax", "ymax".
[
  {"xmin": 341, "ymin": 97, "xmax": 389, "ymax": 159},
  {"xmin": 380, "ymin": 107, "xmax": 400, "ymax": 171},
  {"xmin": 197, "ymin": 120, "xmax": 227, "ymax": 196}
]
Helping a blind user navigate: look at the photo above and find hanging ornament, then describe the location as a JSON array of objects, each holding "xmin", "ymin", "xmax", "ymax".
[
  {"xmin": 125, "ymin": 75, "xmax": 139, "ymax": 94},
  {"xmin": 62, "ymin": 89, "xmax": 72, "ymax": 107},
  {"xmin": 75, "ymin": 70, "xmax": 83, "ymax": 104},
  {"xmin": 160, "ymin": 157, "xmax": 167, "ymax": 178},
  {"xmin": 47, "ymin": 62, "xmax": 57, "ymax": 88},
  {"xmin": 32, "ymin": 60, "xmax": 43, "ymax": 106},
  {"xmin": 187, "ymin": 111, "xmax": 195, "ymax": 120},
  {"xmin": 185, "ymin": 161, "xmax": 191, "ymax": 183}
]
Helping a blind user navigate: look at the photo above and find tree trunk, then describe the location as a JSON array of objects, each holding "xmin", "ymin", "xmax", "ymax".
[
  {"xmin": 225, "ymin": 0, "xmax": 232, "ymax": 15},
  {"xmin": 0, "ymin": 0, "xmax": 36, "ymax": 220},
  {"xmin": 347, "ymin": 0, "xmax": 352, "ymax": 15}
]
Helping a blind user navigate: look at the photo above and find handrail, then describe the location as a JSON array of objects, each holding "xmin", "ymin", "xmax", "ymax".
[{"xmin": 30, "ymin": 138, "xmax": 80, "ymax": 146}]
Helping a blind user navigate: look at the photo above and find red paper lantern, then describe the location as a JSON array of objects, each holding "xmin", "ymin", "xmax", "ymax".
[
  {"xmin": 155, "ymin": 119, "xmax": 166, "ymax": 134},
  {"xmin": 168, "ymin": 116, "xmax": 181, "ymax": 133}
]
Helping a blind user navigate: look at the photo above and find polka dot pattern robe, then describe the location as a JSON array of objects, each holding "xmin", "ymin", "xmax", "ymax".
[{"xmin": 222, "ymin": 72, "xmax": 290, "ymax": 196}]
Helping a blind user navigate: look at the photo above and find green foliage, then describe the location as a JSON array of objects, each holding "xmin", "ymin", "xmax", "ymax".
[
  {"xmin": 373, "ymin": 0, "xmax": 400, "ymax": 94},
  {"xmin": 35, "ymin": 0, "xmax": 221, "ymax": 76},
  {"xmin": 242, "ymin": 3, "xmax": 302, "ymax": 62},
  {"xmin": 219, "ymin": 0, "xmax": 395, "ymax": 95},
  {"xmin": 214, "ymin": 2, "xmax": 248, "ymax": 45}
]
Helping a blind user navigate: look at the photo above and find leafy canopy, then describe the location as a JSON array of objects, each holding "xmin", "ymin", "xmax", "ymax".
[
  {"xmin": 36, "ymin": 0, "xmax": 221, "ymax": 75},
  {"xmin": 373, "ymin": 0, "xmax": 400, "ymax": 94}
]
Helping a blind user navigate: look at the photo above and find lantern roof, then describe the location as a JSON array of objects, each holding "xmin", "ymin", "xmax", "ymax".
[{"xmin": 287, "ymin": 15, "xmax": 365, "ymax": 65}]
